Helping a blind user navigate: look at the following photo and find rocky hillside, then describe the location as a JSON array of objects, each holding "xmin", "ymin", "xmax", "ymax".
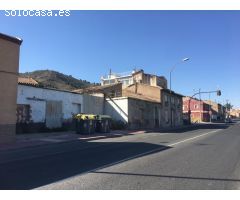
[{"xmin": 20, "ymin": 70, "xmax": 99, "ymax": 91}]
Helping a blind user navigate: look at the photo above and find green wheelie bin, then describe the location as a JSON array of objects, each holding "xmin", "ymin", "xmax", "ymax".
[
  {"xmin": 74, "ymin": 114, "xmax": 97, "ymax": 135},
  {"xmin": 96, "ymin": 115, "xmax": 111, "ymax": 133}
]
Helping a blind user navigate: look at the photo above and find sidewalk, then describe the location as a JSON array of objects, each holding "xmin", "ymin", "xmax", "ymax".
[
  {"xmin": 0, "ymin": 129, "xmax": 145, "ymax": 152},
  {"xmin": 0, "ymin": 123, "xmax": 206, "ymax": 152}
]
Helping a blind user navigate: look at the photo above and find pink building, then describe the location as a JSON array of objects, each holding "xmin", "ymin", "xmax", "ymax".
[{"xmin": 183, "ymin": 97, "xmax": 210, "ymax": 123}]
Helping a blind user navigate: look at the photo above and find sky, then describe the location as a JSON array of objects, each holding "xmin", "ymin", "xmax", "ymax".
[{"xmin": 0, "ymin": 10, "xmax": 239, "ymax": 107}]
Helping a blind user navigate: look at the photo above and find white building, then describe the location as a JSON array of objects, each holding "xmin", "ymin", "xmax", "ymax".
[
  {"xmin": 101, "ymin": 69, "xmax": 168, "ymax": 89},
  {"xmin": 17, "ymin": 83, "xmax": 104, "ymax": 133}
]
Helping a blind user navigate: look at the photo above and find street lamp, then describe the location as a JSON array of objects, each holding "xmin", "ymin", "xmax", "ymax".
[
  {"xmin": 169, "ymin": 57, "xmax": 189, "ymax": 127},
  {"xmin": 169, "ymin": 57, "xmax": 189, "ymax": 93}
]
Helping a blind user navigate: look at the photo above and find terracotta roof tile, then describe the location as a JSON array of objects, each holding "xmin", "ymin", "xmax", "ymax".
[{"xmin": 18, "ymin": 77, "xmax": 38, "ymax": 86}]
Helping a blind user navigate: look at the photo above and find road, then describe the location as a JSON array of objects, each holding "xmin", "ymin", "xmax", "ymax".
[{"xmin": 0, "ymin": 122, "xmax": 240, "ymax": 189}]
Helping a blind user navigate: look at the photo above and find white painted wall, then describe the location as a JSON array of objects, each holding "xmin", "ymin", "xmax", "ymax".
[
  {"xmin": 17, "ymin": 84, "xmax": 84, "ymax": 123},
  {"xmin": 82, "ymin": 94, "xmax": 104, "ymax": 115},
  {"xmin": 105, "ymin": 97, "xmax": 128, "ymax": 122}
]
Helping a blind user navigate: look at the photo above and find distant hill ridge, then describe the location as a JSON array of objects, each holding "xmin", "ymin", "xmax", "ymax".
[{"xmin": 19, "ymin": 70, "xmax": 99, "ymax": 91}]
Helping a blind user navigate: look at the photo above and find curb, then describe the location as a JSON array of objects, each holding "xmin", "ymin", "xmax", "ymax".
[
  {"xmin": 0, "ymin": 125, "xmax": 201, "ymax": 152},
  {"xmin": 0, "ymin": 130, "xmax": 144, "ymax": 152}
]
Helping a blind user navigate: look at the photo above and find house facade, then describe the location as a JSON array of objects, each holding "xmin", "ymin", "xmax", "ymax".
[
  {"xmin": 17, "ymin": 83, "xmax": 104, "ymax": 133},
  {"xmin": 230, "ymin": 109, "xmax": 240, "ymax": 118},
  {"xmin": 122, "ymin": 83, "xmax": 183, "ymax": 128},
  {"xmin": 0, "ymin": 33, "xmax": 22, "ymax": 144},
  {"xmin": 101, "ymin": 69, "xmax": 167, "ymax": 89},
  {"xmin": 204, "ymin": 100, "xmax": 226, "ymax": 121},
  {"xmin": 105, "ymin": 96, "xmax": 162, "ymax": 129},
  {"xmin": 183, "ymin": 97, "xmax": 210, "ymax": 123},
  {"xmin": 16, "ymin": 69, "xmax": 184, "ymax": 132},
  {"xmin": 84, "ymin": 69, "xmax": 184, "ymax": 129}
]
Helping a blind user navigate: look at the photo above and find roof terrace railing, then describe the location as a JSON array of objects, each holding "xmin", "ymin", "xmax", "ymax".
[{"xmin": 101, "ymin": 70, "xmax": 136, "ymax": 80}]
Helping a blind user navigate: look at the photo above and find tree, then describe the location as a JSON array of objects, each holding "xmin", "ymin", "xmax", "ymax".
[{"xmin": 224, "ymin": 102, "xmax": 233, "ymax": 111}]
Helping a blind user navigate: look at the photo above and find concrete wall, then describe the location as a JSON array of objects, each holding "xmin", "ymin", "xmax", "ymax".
[
  {"xmin": 156, "ymin": 76, "xmax": 167, "ymax": 89},
  {"xmin": 17, "ymin": 84, "xmax": 84, "ymax": 123},
  {"xmin": 82, "ymin": 93, "xmax": 104, "ymax": 115},
  {"xmin": 17, "ymin": 84, "xmax": 85, "ymax": 132},
  {"xmin": 0, "ymin": 35, "xmax": 21, "ymax": 144},
  {"xmin": 17, "ymin": 85, "xmax": 106, "ymax": 133},
  {"xmin": 128, "ymin": 98, "xmax": 161, "ymax": 129},
  {"xmin": 104, "ymin": 97, "xmax": 128, "ymax": 123},
  {"xmin": 105, "ymin": 97, "xmax": 163, "ymax": 129},
  {"xmin": 132, "ymin": 71, "xmax": 167, "ymax": 88},
  {"xmin": 123, "ymin": 83, "xmax": 161, "ymax": 102}
]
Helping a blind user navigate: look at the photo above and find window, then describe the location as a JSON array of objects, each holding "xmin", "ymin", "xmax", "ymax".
[
  {"xmin": 171, "ymin": 97, "xmax": 175, "ymax": 104},
  {"xmin": 110, "ymin": 79, "xmax": 115, "ymax": 84},
  {"xmin": 129, "ymin": 78, "xmax": 133, "ymax": 85},
  {"xmin": 124, "ymin": 80, "xmax": 129, "ymax": 85},
  {"xmin": 103, "ymin": 80, "xmax": 110, "ymax": 85},
  {"xmin": 164, "ymin": 95, "xmax": 169, "ymax": 106},
  {"xmin": 183, "ymin": 105, "xmax": 188, "ymax": 110},
  {"xmin": 164, "ymin": 95, "xmax": 168, "ymax": 103},
  {"xmin": 177, "ymin": 98, "xmax": 180, "ymax": 105},
  {"xmin": 194, "ymin": 104, "xmax": 199, "ymax": 109},
  {"xmin": 119, "ymin": 78, "xmax": 131, "ymax": 86}
]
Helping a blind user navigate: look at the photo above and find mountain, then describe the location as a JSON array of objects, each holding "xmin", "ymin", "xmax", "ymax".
[{"xmin": 19, "ymin": 70, "xmax": 99, "ymax": 91}]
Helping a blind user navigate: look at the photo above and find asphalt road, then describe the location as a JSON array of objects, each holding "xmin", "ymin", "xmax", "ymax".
[{"xmin": 1, "ymin": 122, "xmax": 240, "ymax": 189}]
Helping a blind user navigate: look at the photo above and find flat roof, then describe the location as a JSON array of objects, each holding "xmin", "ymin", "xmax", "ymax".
[{"xmin": 0, "ymin": 33, "xmax": 23, "ymax": 45}]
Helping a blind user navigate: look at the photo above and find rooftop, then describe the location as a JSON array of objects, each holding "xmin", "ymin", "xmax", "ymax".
[
  {"xmin": 122, "ymin": 90, "xmax": 161, "ymax": 103},
  {"xmin": 161, "ymin": 88, "xmax": 184, "ymax": 97},
  {"xmin": 73, "ymin": 83, "xmax": 122, "ymax": 94},
  {"xmin": 0, "ymin": 33, "xmax": 23, "ymax": 45},
  {"xmin": 18, "ymin": 77, "xmax": 39, "ymax": 86}
]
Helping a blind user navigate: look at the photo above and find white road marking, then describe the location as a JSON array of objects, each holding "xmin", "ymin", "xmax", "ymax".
[
  {"xmin": 36, "ymin": 128, "xmax": 223, "ymax": 189},
  {"xmin": 87, "ymin": 129, "xmax": 222, "ymax": 173},
  {"xmin": 169, "ymin": 129, "xmax": 221, "ymax": 147}
]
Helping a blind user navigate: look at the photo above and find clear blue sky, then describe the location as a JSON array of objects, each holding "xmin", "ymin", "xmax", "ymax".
[{"xmin": 1, "ymin": 10, "xmax": 239, "ymax": 107}]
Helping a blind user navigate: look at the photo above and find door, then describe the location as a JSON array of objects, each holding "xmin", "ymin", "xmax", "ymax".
[
  {"xmin": 45, "ymin": 100, "xmax": 62, "ymax": 128},
  {"xmin": 154, "ymin": 107, "xmax": 159, "ymax": 128},
  {"xmin": 16, "ymin": 104, "xmax": 30, "ymax": 123},
  {"xmin": 171, "ymin": 109, "xmax": 175, "ymax": 127}
]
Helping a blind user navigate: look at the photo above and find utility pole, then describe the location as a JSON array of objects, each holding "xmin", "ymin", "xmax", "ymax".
[
  {"xmin": 188, "ymin": 90, "xmax": 221, "ymax": 125},
  {"xmin": 199, "ymin": 88, "xmax": 201, "ymax": 122},
  {"xmin": 209, "ymin": 93, "xmax": 212, "ymax": 123}
]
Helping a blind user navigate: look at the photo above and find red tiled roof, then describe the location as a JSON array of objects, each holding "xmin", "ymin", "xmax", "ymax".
[{"xmin": 18, "ymin": 77, "xmax": 38, "ymax": 86}]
